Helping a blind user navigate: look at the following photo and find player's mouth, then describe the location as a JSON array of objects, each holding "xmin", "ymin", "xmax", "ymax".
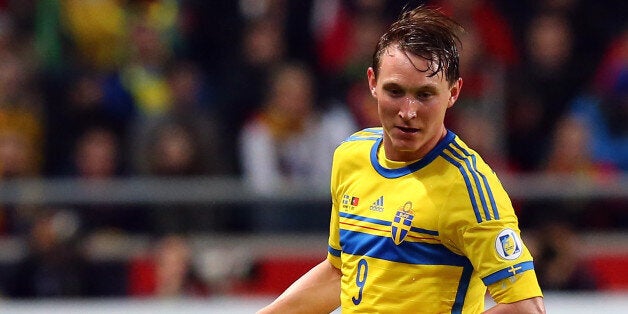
[{"xmin": 397, "ymin": 126, "xmax": 419, "ymax": 134}]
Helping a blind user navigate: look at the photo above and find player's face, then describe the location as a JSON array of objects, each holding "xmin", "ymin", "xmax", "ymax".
[{"xmin": 368, "ymin": 46, "xmax": 462, "ymax": 161}]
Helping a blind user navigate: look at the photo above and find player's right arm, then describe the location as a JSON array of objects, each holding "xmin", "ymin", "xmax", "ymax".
[{"xmin": 256, "ymin": 259, "xmax": 342, "ymax": 314}]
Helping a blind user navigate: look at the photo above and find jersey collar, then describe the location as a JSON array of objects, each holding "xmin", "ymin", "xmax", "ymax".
[{"xmin": 370, "ymin": 129, "xmax": 456, "ymax": 178}]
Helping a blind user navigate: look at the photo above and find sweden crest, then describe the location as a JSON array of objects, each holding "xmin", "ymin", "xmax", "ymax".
[{"xmin": 391, "ymin": 201, "xmax": 414, "ymax": 245}]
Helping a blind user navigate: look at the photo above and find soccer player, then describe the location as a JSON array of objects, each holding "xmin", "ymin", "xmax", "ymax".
[{"xmin": 258, "ymin": 5, "xmax": 545, "ymax": 314}]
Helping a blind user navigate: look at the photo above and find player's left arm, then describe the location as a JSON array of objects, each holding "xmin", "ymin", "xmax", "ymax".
[
  {"xmin": 442, "ymin": 162, "xmax": 544, "ymax": 311},
  {"xmin": 483, "ymin": 296, "xmax": 545, "ymax": 314}
]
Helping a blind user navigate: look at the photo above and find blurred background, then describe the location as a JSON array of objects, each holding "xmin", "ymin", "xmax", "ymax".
[{"xmin": 0, "ymin": 0, "xmax": 626, "ymax": 312}]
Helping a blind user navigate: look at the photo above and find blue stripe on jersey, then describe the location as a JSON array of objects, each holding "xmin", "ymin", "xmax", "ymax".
[
  {"xmin": 328, "ymin": 245, "xmax": 342, "ymax": 257},
  {"xmin": 339, "ymin": 212, "xmax": 439, "ymax": 236},
  {"xmin": 444, "ymin": 146, "xmax": 493, "ymax": 222},
  {"xmin": 451, "ymin": 142, "xmax": 500, "ymax": 220},
  {"xmin": 440, "ymin": 153, "xmax": 483, "ymax": 223},
  {"xmin": 412, "ymin": 226, "xmax": 439, "ymax": 236},
  {"xmin": 452, "ymin": 264, "xmax": 474, "ymax": 314},
  {"xmin": 340, "ymin": 212, "xmax": 389, "ymax": 226},
  {"xmin": 370, "ymin": 131, "xmax": 456, "ymax": 178},
  {"xmin": 339, "ymin": 229, "xmax": 470, "ymax": 267},
  {"xmin": 481, "ymin": 261, "xmax": 535, "ymax": 286}
]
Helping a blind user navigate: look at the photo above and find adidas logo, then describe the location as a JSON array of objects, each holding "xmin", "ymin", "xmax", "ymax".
[{"xmin": 369, "ymin": 196, "xmax": 384, "ymax": 212}]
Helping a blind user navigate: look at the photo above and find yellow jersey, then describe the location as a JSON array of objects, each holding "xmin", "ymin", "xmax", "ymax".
[{"xmin": 327, "ymin": 128, "xmax": 542, "ymax": 313}]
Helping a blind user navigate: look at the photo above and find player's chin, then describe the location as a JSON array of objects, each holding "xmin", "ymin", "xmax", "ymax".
[
  {"xmin": 392, "ymin": 128, "xmax": 423, "ymax": 143},
  {"xmin": 390, "ymin": 138, "xmax": 422, "ymax": 153}
]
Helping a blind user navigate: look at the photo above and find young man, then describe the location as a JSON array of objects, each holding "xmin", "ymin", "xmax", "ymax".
[{"xmin": 258, "ymin": 5, "xmax": 545, "ymax": 314}]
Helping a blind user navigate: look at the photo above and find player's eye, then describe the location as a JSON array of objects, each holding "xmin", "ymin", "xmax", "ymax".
[
  {"xmin": 417, "ymin": 92, "xmax": 433, "ymax": 100},
  {"xmin": 386, "ymin": 88, "xmax": 403, "ymax": 97}
]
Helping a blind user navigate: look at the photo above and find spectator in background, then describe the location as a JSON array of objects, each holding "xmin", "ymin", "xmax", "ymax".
[
  {"xmin": 220, "ymin": 15, "xmax": 287, "ymax": 174},
  {"xmin": 55, "ymin": 125, "xmax": 142, "ymax": 302},
  {"xmin": 0, "ymin": 38, "xmax": 43, "ymax": 179},
  {"xmin": 544, "ymin": 115, "xmax": 617, "ymax": 178},
  {"xmin": 239, "ymin": 61, "xmax": 353, "ymax": 231},
  {"xmin": 44, "ymin": 69, "xmax": 133, "ymax": 176},
  {"xmin": 523, "ymin": 115, "xmax": 603, "ymax": 288},
  {"xmin": 69, "ymin": 126, "xmax": 149, "ymax": 235},
  {"xmin": 144, "ymin": 122, "xmax": 203, "ymax": 176},
  {"xmin": 239, "ymin": 61, "xmax": 347, "ymax": 195},
  {"xmin": 58, "ymin": 0, "xmax": 128, "ymax": 72},
  {"xmin": 137, "ymin": 119, "xmax": 227, "ymax": 234},
  {"xmin": 39, "ymin": 4, "xmax": 133, "ymax": 174},
  {"xmin": 0, "ymin": 14, "xmax": 45, "ymax": 236},
  {"xmin": 138, "ymin": 119, "xmax": 213, "ymax": 235},
  {"xmin": 131, "ymin": 58, "xmax": 233, "ymax": 234},
  {"xmin": 517, "ymin": 114, "xmax": 616, "ymax": 230},
  {"xmin": 73, "ymin": 126, "xmax": 122, "ymax": 179},
  {"xmin": 6, "ymin": 209, "xmax": 88, "ymax": 298},
  {"xmin": 131, "ymin": 60, "xmax": 230, "ymax": 176},
  {"xmin": 119, "ymin": 4, "xmax": 178, "ymax": 119},
  {"xmin": 556, "ymin": 27, "xmax": 628, "ymax": 230},
  {"xmin": 569, "ymin": 27, "xmax": 628, "ymax": 172},
  {"xmin": 505, "ymin": 11, "xmax": 580, "ymax": 172},
  {"xmin": 128, "ymin": 234, "xmax": 209, "ymax": 297}
]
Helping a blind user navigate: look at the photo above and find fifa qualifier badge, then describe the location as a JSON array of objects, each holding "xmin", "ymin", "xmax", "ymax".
[
  {"xmin": 391, "ymin": 201, "xmax": 415, "ymax": 245},
  {"xmin": 495, "ymin": 229, "xmax": 523, "ymax": 260}
]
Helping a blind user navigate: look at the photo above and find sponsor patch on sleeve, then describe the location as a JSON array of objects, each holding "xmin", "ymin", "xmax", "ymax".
[{"xmin": 494, "ymin": 228, "xmax": 523, "ymax": 260}]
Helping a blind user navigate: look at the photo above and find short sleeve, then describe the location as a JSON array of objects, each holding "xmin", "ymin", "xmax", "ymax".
[
  {"xmin": 439, "ymin": 165, "xmax": 543, "ymax": 303},
  {"xmin": 461, "ymin": 219, "xmax": 542, "ymax": 302}
]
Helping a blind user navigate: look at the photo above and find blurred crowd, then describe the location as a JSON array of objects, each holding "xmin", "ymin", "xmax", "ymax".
[{"xmin": 0, "ymin": 0, "xmax": 626, "ymax": 298}]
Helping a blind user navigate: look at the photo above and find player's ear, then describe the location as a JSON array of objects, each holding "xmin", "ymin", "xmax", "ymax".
[
  {"xmin": 447, "ymin": 77, "xmax": 463, "ymax": 108},
  {"xmin": 367, "ymin": 67, "xmax": 377, "ymax": 97}
]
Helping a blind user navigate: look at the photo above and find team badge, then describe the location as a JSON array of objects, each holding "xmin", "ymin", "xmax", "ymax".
[
  {"xmin": 495, "ymin": 229, "xmax": 523, "ymax": 260},
  {"xmin": 390, "ymin": 201, "xmax": 414, "ymax": 245}
]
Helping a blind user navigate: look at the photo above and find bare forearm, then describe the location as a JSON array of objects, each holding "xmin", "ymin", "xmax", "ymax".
[
  {"xmin": 483, "ymin": 297, "xmax": 546, "ymax": 314},
  {"xmin": 257, "ymin": 260, "xmax": 342, "ymax": 314}
]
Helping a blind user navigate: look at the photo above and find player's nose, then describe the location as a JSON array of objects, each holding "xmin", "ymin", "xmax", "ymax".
[{"xmin": 398, "ymin": 97, "xmax": 418, "ymax": 120}]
